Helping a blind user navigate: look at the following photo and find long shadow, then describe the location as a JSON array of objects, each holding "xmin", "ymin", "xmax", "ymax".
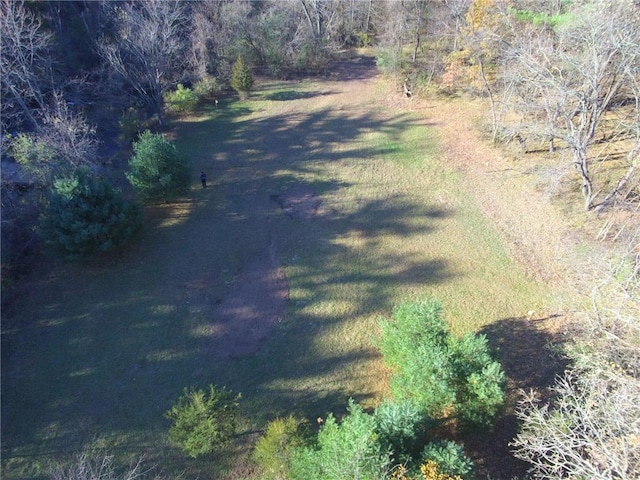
[
  {"xmin": 1, "ymin": 54, "xmax": 452, "ymax": 478},
  {"xmin": 461, "ymin": 316, "xmax": 568, "ymax": 480},
  {"xmin": 263, "ymin": 90, "xmax": 336, "ymax": 101}
]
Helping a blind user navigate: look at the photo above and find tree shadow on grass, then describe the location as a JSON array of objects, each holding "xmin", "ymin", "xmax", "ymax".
[
  {"xmin": 462, "ymin": 316, "xmax": 569, "ymax": 480},
  {"xmin": 2, "ymin": 57, "xmax": 451, "ymax": 479},
  {"xmin": 263, "ymin": 89, "xmax": 337, "ymax": 101}
]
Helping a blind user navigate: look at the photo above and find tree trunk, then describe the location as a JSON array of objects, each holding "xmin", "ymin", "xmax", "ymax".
[
  {"xmin": 574, "ymin": 148, "xmax": 594, "ymax": 210},
  {"xmin": 478, "ymin": 56, "xmax": 498, "ymax": 143},
  {"xmin": 595, "ymin": 144, "xmax": 640, "ymax": 211},
  {"xmin": 412, "ymin": 31, "xmax": 420, "ymax": 63}
]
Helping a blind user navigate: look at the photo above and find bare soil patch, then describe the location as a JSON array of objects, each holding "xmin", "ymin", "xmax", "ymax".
[
  {"xmin": 270, "ymin": 183, "xmax": 322, "ymax": 220},
  {"xmin": 210, "ymin": 183, "xmax": 322, "ymax": 359},
  {"xmin": 210, "ymin": 232, "xmax": 289, "ymax": 359}
]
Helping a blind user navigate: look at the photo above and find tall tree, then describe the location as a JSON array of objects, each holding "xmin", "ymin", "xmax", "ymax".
[
  {"xmin": 504, "ymin": 0, "xmax": 640, "ymax": 210},
  {"xmin": 0, "ymin": 0, "xmax": 53, "ymax": 131},
  {"xmin": 99, "ymin": 0, "xmax": 188, "ymax": 125}
]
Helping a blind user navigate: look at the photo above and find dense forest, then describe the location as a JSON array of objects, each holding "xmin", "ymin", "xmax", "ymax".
[
  {"xmin": 3, "ymin": 0, "xmax": 639, "ymax": 263},
  {"xmin": 2, "ymin": 1, "xmax": 639, "ymax": 479}
]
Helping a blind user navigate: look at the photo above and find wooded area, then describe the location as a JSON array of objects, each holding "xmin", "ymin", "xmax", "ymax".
[{"xmin": 1, "ymin": 1, "xmax": 639, "ymax": 479}]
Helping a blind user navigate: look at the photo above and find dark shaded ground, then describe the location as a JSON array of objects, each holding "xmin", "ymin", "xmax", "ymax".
[{"xmin": 465, "ymin": 315, "xmax": 569, "ymax": 479}]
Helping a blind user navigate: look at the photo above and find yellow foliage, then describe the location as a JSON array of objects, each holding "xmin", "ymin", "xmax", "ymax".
[
  {"xmin": 420, "ymin": 460, "xmax": 463, "ymax": 480},
  {"xmin": 465, "ymin": 0, "xmax": 509, "ymax": 34},
  {"xmin": 388, "ymin": 461, "xmax": 463, "ymax": 480}
]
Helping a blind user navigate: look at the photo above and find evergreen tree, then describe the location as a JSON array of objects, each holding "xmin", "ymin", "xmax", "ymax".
[
  {"xmin": 40, "ymin": 169, "xmax": 141, "ymax": 260},
  {"xmin": 126, "ymin": 130, "xmax": 191, "ymax": 203},
  {"xmin": 378, "ymin": 300, "xmax": 505, "ymax": 429},
  {"xmin": 230, "ymin": 54, "xmax": 254, "ymax": 100}
]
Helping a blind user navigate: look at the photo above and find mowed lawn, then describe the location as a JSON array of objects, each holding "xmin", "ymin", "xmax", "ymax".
[{"xmin": 1, "ymin": 68, "xmax": 552, "ymax": 479}]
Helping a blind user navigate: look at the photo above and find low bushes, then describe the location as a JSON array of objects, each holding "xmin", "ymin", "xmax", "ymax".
[{"xmin": 252, "ymin": 300, "xmax": 503, "ymax": 480}]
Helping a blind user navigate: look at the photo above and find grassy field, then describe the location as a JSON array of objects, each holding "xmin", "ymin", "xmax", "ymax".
[{"xmin": 1, "ymin": 71, "xmax": 554, "ymax": 479}]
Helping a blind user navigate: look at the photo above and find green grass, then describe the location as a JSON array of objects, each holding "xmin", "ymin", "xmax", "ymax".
[{"xmin": 1, "ymin": 77, "xmax": 552, "ymax": 479}]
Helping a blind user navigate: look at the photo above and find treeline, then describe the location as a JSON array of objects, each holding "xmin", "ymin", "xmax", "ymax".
[{"xmin": 2, "ymin": 0, "xmax": 639, "ymax": 269}]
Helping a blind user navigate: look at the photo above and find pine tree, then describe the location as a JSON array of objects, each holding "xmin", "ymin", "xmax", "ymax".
[
  {"xmin": 231, "ymin": 54, "xmax": 254, "ymax": 100},
  {"xmin": 41, "ymin": 169, "xmax": 142, "ymax": 260}
]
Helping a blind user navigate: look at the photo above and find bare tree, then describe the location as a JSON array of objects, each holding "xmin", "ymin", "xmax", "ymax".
[
  {"xmin": 458, "ymin": 0, "xmax": 511, "ymax": 141},
  {"xmin": 0, "ymin": 0, "xmax": 53, "ymax": 131},
  {"xmin": 441, "ymin": 0, "xmax": 472, "ymax": 51},
  {"xmin": 513, "ymin": 224, "xmax": 640, "ymax": 479},
  {"xmin": 188, "ymin": 1, "xmax": 222, "ymax": 79},
  {"xmin": 504, "ymin": 0, "xmax": 640, "ymax": 210},
  {"xmin": 597, "ymin": 59, "xmax": 640, "ymax": 210},
  {"xmin": 99, "ymin": 0, "xmax": 189, "ymax": 125},
  {"xmin": 298, "ymin": 0, "xmax": 338, "ymax": 39},
  {"xmin": 50, "ymin": 448, "xmax": 162, "ymax": 480},
  {"xmin": 10, "ymin": 93, "xmax": 99, "ymax": 186}
]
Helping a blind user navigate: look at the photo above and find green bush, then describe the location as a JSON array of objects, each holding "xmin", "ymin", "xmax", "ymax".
[
  {"xmin": 375, "ymin": 46, "xmax": 406, "ymax": 76},
  {"xmin": 126, "ymin": 130, "xmax": 191, "ymax": 203},
  {"xmin": 449, "ymin": 334, "xmax": 506, "ymax": 427},
  {"xmin": 10, "ymin": 133, "xmax": 58, "ymax": 185},
  {"xmin": 253, "ymin": 416, "xmax": 308, "ymax": 480},
  {"xmin": 373, "ymin": 399, "xmax": 427, "ymax": 463},
  {"xmin": 378, "ymin": 300, "xmax": 505, "ymax": 429},
  {"xmin": 230, "ymin": 54, "xmax": 254, "ymax": 99},
  {"xmin": 165, "ymin": 384, "xmax": 240, "ymax": 458},
  {"xmin": 193, "ymin": 76, "xmax": 223, "ymax": 101},
  {"xmin": 164, "ymin": 84, "xmax": 199, "ymax": 114},
  {"xmin": 40, "ymin": 168, "xmax": 141, "ymax": 260},
  {"xmin": 119, "ymin": 107, "xmax": 143, "ymax": 143},
  {"xmin": 290, "ymin": 399, "xmax": 390, "ymax": 480},
  {"xmin": 378, "ymin": 301, "xmax": 455, "ymax": 417},
  {"xmin": 421, "ymin": 440, "xmax": 474, "ymax": 480}
]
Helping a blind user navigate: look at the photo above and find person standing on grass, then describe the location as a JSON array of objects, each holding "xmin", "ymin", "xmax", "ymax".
[{"xmin": 200, "ymin": 171, "xmax": 207, "ymax": 188}]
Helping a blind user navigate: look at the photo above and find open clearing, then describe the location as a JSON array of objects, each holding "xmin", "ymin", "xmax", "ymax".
[{"xmin": 2, "ymin": 53, "xmax": 575, "ymax": 479}]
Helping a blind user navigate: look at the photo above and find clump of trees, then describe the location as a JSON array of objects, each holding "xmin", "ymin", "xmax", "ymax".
[
  {"xmin": 502, "ymin": 0, "xmax": 640, "ymax": 211},
  {"xmin": 250, "ymin": 300, "xmax": 503, "ymax": 480},
  {"xmin": 161, "ymin": 301, "xmax": 498, "ymax": 479},
  {"xmin": 1, "ymin": 0, "xmax": 381, "ymax": 272},
  {"xmin": 374, "ymin": 0, "xmax": 639, "ymax": 212}
]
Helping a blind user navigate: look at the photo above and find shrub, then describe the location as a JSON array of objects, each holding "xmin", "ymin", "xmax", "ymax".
[
  {"xmin": 377, "ymin": 300, "xmax": 505, "ymax": 429},
  {"xmin": 449, "ymin": 334, "xmax": 506, "ymax": 427},
  {"xmin": 118, "ymin": 107, "xmax": 159, "ymax": 144},
  {"xmin": 290, "ymin": 399, "xmax": 390, "ymax": 480},
  {"xmin": 375, "ymin": 46, "xmax": 406, "ymax": 76},
  {"xmin": 374, "ymin": 399, "xmax": 428, "ymax": 463},
  {"xmin": 421, "ymin": 441, "xmax": 474, "ymax": 480},
  {"xmin": 230, "ymin": 54, "xmax": 254, "ymax": 100},
  {"xmin": 419, "ymin": 460, "xmax": 463, "ymax": 480},
  {"xmin": 126, "ymin": 130, "xmax": 191, "ymax": 203},
  {"xmin": 10, "ymin": 133, "xmax": 58, "ymax": 185},
  {"xmin": 40, "ymin": 168, "xmax": 141, "ymax": 260},
  {"xmin": 165, "ymin": 384, "xmax": 240, "ymax": 458},
  {"xmin": 193, "ymin": 76, "xmax": 223, "ymax": 101},
  {"xmin": 253, "ymin": 416, "xmax": 308, "ymax": 480},
  {"xmin": 164, "ymin": 84, "xmax": 199, "ymax": 114},
  {"xmin": 119, "ymin": 107, "xmax": 144, "ymax": 143}
]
